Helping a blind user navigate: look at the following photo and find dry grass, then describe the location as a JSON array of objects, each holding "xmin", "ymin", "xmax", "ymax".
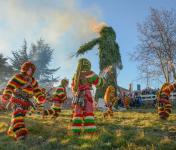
[{"xmin": 0, "ymin": 109, "xmax": 176, "ymax": 150}]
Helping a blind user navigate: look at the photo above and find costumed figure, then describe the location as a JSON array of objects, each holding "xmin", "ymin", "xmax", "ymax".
[
  {"xmin": 103, "ymin": 85, "xmax": 118, "ymax": 118},
  {"xmin": 71, "ymin": 58, "xmax": 104, "ymax": 134},
  {"xmin": 43, "ymin": 79, "xmax": 69, "ymax": 119},
  {"xmin": 157, "ymin": 83, "xmax": 173, "ymax": 120},
  {"xmin": 28, "ymin": 88, "xmax": 46, "ymax": 116},
  {"xmin": 1, "ymin": 61, "xmax": 46, "ymax": 141},
  {"xmin": 123, "ymin": 93, "xmax": 130, "ymax": 109}
]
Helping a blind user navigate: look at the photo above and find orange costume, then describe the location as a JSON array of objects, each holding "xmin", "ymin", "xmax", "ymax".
[
  {"xmin": 157, "ymin": 83, "xmax": 173, "ymax": 119},
  {"xmin": 103, "ymin": 86, "xmax": 118, "ymax": 118},
  {"xmin": 123, "ymin": 95, "xmax": 130, "ymax": 109}
]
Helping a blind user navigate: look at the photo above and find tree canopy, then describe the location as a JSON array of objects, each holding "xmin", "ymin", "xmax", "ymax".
[{"xmin": 10, "ymin": 39, "xmax": 60, "ymax": 86}]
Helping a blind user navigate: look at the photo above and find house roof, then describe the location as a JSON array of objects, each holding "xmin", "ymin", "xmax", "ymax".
[{"xmin": 117, "ymin": 85, "xmax": 129, "ymax": 92}]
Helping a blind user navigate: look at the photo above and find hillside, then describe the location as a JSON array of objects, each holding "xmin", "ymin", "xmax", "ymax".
[{"xmin": 0, "ymin": 109, "xmax": 176, "ymax": 150}]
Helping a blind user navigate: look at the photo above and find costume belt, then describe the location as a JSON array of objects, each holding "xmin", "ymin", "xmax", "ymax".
[{"xmin": 72, "ymin": 91, "xmax": 85, "ymax": 107}]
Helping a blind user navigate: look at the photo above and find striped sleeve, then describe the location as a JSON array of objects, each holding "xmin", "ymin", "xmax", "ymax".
[
  {"xmin": 3, "ymin": 74, "xmax": 22, "ymax": 99},
  {"xmin": 86, "ymin": 71, "xmax": 104, "ymax": 88},
  {"xmin": 32, "ymin": 78, "xmax": 44, "ymax": 103},
  {"xmin": 52, "ymin": 86, "xmax": 67, "ymax": 103},
  {"xmin": 162, "ymin": 83, "xmax": 176, "ymax": 96}
]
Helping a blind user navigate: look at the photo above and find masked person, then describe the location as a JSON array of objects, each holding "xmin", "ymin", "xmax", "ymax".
[
  {"xmin": 43, "ymin": 79, "xmax": 69, "ymax": 118},
  {"xmin": 2, "ymin": 61, "xmax": 46, "ymax": 141},
  {"xmin": 157, "ymin": 83, "xmax": 173, "ymax": 120},
  {"xmin": 71, "ymin": 58, "xmax": 105, "ymax": 134},
  {"xmin": 103, "ymin": 85, "xmax": 118, "ymax": 118}
]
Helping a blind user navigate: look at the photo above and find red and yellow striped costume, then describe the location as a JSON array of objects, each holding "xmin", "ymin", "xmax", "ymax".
[
  {"xmin": 2, "ymin": 62, "xmax": 45, "ymax": 141},
  {"xmin": 71, "ymin": 70, "xmax": 104, "ymax": 134},
  {"xmin": 103, "ymin": 86, "xmax": 118, "ymax": 118},
  {"xmin": 158, "ymin": 83, "xmax": 174, "ymax": 119},
  {"xmin": 43, "ymin": 85, "xmax": 67, "ymax": 118}
]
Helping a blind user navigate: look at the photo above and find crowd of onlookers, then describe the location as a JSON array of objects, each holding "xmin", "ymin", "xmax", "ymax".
[
  {"xmin": 117, "ymin": 93, "xmax": 143, "ymax": 109},
  {"xmin": 140, "ymin": 88, "xmax": 159, "ymax": 95},
  {"xmin": 116, "ymin": 88, "xmax": 160, "ymax": 109}
]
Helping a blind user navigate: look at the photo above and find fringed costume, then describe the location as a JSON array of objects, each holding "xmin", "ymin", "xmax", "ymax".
[
  {"xmin": 71, "ymin": 58, "xmax": 104, "ymax": 134},
  {"xmin": 34, "ymin": 88, "xmax": 46, "ymax": 115},
  {"xmin": 28, "ymin": 88, "xmax": 46, "ymax": 116},
  {"xmin": 2, "ymin": 61, "xmax": 45, "ymax": 141},
  {"xmin": 123, "ymin": 95, "xmax": 130, "ymax": 109},
  {"xmin": 43, "ymin": 79, "xmax": 68, "ymax": 118},
  {"xmin": 103, "ymin": 86, "xmax": 118, "ymax": 118},
  {"xmin": 157, "ymin": 83, "xmax": 173, "ymax": 120}
]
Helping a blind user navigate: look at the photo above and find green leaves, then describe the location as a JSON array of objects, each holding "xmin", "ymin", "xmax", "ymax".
[{"xmin": 76, "ymin": 38, "xmax": 99, "ymax": 56}]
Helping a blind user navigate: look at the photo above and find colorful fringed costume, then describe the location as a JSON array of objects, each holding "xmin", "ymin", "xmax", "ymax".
[
  {"xmin": 71, "ymin": 58, "xmax": 104, "ymax": 134},
  {"xmin": 2, "ymin": 62, "xmax": 45, "ymax": 140},
  {"xmin": 157, "ymin": 83, "xmax": 173, "ymax": 120},
  {"xmin": 36, "ymin": 88, "xmax": 47, "ymax": 115},
  {"xmin": 123, "ymin": 95, "xmax": 130, "ymax": 109},
  {"xmin": 43, "ymin": 79, "xmax": 68, "ymax": 118},
  {"xmin": 28, "ymin": 88, "xmax": 46, "ymax": 116},
  {"xmin": 103, "ymin": 86, "xmax": 118, "ymax": 118}
]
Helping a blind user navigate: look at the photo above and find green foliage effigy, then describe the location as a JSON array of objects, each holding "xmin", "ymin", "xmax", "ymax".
[{"xmin": 76, "ymin": 26, "xmax": 123, "ymax": 99}]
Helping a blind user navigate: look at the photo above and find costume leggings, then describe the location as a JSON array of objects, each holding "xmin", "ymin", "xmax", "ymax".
[
  {"xmin": 104, "ymin": 106, "xmax": 113, "ymax": 117},
  {"xmin": 158, "ymin": 83, "xmax": 175, "ymax": 119},
  {"xmin": 8, "ymin": 104, "xmax": 28, "ymax": 140},
  {"xmin": 158, "ymin": 99, "xmax": 172, "ymax": 119},
  {"xmin": 72, "ymin": 91, "xmax": 96, "ymax": 133},
  {"xmin": 43, "ymin": 103, "xmax": 61, "ymax": 116}
]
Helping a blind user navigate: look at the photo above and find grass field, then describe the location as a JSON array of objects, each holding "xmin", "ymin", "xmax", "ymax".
[{"xmin": 0, "ymin": 109, "xmax": 176, "ymax": 150}]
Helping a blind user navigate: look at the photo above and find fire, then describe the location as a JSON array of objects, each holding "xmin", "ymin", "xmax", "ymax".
[{"xmin": 90, "ymin": 20, "xmax": 107, "ymax": 33}]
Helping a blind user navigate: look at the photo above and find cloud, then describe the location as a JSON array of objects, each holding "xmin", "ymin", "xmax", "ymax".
[
  {"xmin": 0, "ymin": 0, "xmax": 103, "ymax": 51},
  {"xmin": 0, "ymin": 0, "xmax": 104, "ymax": 80}
]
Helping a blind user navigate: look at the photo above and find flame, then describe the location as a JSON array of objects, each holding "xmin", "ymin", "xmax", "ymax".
[{"xmin": 89, "ymin": 20, "xmax": 107, "ymax": 33}]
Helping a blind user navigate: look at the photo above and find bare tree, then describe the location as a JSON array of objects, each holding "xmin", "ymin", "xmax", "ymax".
[{"xmin": 133, "ymin": 8, "xmax": 176, "ymax": 83}]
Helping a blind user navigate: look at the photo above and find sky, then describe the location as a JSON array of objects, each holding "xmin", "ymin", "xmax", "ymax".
[{"xmin": 0, "ymin": 0, "xmax": 176, "ymax": 90}]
